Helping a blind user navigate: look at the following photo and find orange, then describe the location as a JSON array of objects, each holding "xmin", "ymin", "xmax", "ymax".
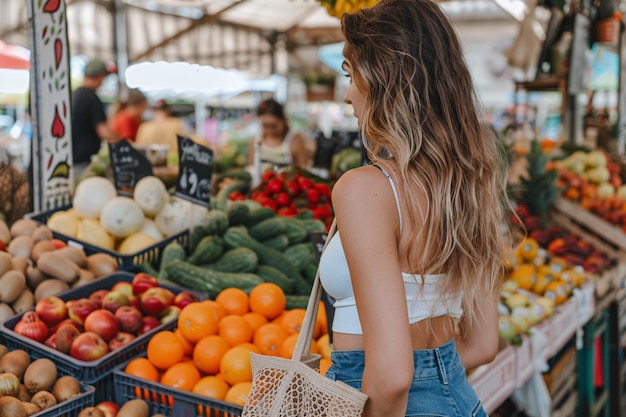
[
  {"xmin": 220, "ymin": 346, "xmax": 253, "ymax": 385},
  {"xmin": 237, "ymin": 343, "xmax": 261, "ymax": 354},
  {"xmin": 278, "ymin": 333, "xmax": 318, "ymax": 359},
  {"xmin": 160, "ymin": 361, "xmax": 201, "ymax": 391},
  {"xmin": 219, "ymin": 315, "xmax": 254, "ymax": 346},
  {"xmin": 193, "ymin": 376, "xmax": 230, "ymax": 400},
  {"xmin": 319, "ymin": 358, "xmax": 332, "ymax": 376},
  {"xmin": 225, "ymin": 382, "xmax": 252, "ymax": 407},
  {"xmin": 271, "ymin": 311, "xmax": 287, "ymax": 325},
  {"xmin": 242, "ymin": 312, "xmax": 269, "ymax": 334},
  {"xmin": 193, "ymin": 335, "xmax": 231, "ymax": 375},
  {"xmin": 147, "ymin": 331, "xmax": 185, "ymax": 370},
  {"xmin": 253, "ymin": 323, "xmax": 289, "ymax": 356},
  {"xmin": 216, "ymin": 288, "xmax": 250, "ymax": 316},
  {"xmin": 178, "ymin": 302, "xmax": 219, "ymax": 344},
  {"xmin": 249, "ymin": 283, "xmax": 286, "ymax": 319},
  {"xmin": 281, "ymin": 309, "xmax": 306, "ymax": 334},
  {"xmin": 125, "ymin": 357, "xmax": 159, "ymax": 382},
  {"xmin": 202, "ymin": 300, "xmax": 228, "ymax": 321},
  {"xmin": 316, "ymin": 334, "xmax": 332, "ymax": 360},
  {"xmin": 174, "ymin": 328, "xmax": 194, "ymax": 356}
]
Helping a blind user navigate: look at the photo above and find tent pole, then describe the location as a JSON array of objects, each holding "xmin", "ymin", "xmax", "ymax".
[{"xmin": 112, "ymin": 0, "xmax": 129, "ymax": 96}]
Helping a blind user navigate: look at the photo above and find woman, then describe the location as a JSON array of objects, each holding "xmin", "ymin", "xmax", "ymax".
[
  {"xmin": 318, "ymin": 1, "xmax": 514, "ymax": 416},
  {"xmin": 247, "ymin": 99, "xmax": 308, "ymax": 185},
  {"xmin": 110, "ymin": 89, "xmax": 148, "ymax": 142}
]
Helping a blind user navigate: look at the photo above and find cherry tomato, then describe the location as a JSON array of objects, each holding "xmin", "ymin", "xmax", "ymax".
[
  {"xmin": 267, "ymin": 179, "xmax": 283, "ymax": 194},
  {"xmin": 276, "ymin": 192, "xmax": 291, "ymax": 207}
]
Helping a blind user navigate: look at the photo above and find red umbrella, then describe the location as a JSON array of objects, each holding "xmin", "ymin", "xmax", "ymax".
[{"xmin": 0, "ymin": 41, "xmax": 30, "ymax": 70}]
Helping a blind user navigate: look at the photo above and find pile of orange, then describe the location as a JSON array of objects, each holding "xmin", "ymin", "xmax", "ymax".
[{"xmin": 125, "ymin": 283, "xmax": 333, "ymax": 408}]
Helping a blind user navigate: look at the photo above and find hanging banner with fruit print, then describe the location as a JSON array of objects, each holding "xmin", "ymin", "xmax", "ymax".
[{"xmin": 29, "ymin": 0, "xmax": 73, "ymax": 211}]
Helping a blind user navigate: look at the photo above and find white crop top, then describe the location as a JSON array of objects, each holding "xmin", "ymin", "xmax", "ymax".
[{"xmin": 318, "ymin": 165, "xmax": 463, "ymax": 335}]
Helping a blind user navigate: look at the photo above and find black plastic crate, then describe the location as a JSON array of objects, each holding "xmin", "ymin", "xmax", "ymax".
[
  {"xmin": 34, "ymin": 383, "xmax": 95, "ymax": 417},
  {"xmin": 27, "ymin": 205, "xmax": 189, "ymax": 271},
  {"xmin": 0, "ymin": 272, "xmax": 195, "ymax": 403},
  {"xmin": 114, "ymin": 362, "xmax": 243, "ymax": 417}
]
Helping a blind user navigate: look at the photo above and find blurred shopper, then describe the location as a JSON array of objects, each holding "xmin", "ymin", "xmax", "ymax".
[
  {"xmin": 71, "ymin": 59, "xmax": 119, "ymax": 173},
  {"xmin": 110, "ymin": 89, "xmax": 148, "ymax": 142},
  {"xmin": 247, "ymin": 98, "xmax": 308, "ymax": 185},
  {"xmin": 135, "ymin": 99, "xmax": 186, "ymax": 151}
]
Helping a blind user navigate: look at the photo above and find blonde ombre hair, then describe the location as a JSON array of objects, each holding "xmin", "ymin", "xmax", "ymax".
[{"xmin": 342, "ymin": 0, "xmax": 513, "ymax": 331}]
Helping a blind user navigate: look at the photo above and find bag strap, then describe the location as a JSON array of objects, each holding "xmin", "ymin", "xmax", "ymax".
[{"xmin": 292, "ymin": 219, "xmax": 337, "ymax": 362}]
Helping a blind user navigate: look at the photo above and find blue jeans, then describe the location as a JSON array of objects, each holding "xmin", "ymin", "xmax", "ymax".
[{"xmin": 325, "ymin": 339, "xmax": 487, "ymax": 417}]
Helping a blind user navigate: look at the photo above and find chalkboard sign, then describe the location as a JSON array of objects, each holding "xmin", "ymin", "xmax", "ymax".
[
  {"xmin": 175, "ymin": 135, "xmax": 213, "ymax": 208},
  {"xmin": 109, "ymin": 139, "xmax": 153, "ymax": 195}
]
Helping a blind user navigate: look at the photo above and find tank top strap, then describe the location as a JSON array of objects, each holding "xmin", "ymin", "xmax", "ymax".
[{"xmin": 371, "ymin": 164, "xmax": 402, "ymax": 232}]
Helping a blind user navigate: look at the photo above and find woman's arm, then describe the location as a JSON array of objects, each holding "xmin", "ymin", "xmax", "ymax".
[
  {"xmin": 247, "ymin": 138, "xmax": 256, "ymax": 167},
  {"xmin": 290, "ymin": 133, "xmax": 309, "ymax": 168},
  {"xmin": 332, "ymin": 166, "xmax": 414, "ymax": 417}
]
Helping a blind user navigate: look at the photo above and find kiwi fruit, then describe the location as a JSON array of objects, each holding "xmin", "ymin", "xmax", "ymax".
[
  {"xmin": 24, "ymin": 358, "xmax": 57, "ymax": 393},
  {"xmin": 78, "ymin": 407, "xmax": 105, "ymax": 417},
  {"xmin": 0, "ymin": 349, "xmax": 31, "ymax": 380},
  {"xmin": 0, "ymin": 396, "xmax": 27, "ymax": 417},
  {"xmin": 17, "ymin": 384, "xmax": 31, "ymax": 402},
  {"xmin": 0, "ymin": 344, "xmax": 9, "ymax": 360},
  {"xmin": 30, "ymin": 390, "xmax": 57, "ymax": 410},
  {"xmin": 0, "ymin": 270, "xmax": 27, "ymax": 303},
  {"xmin": 11, "ymin": 288, "xmax": 34, "ymax": 314},
  {"xmin": 51, "ymin": 375, "xmax": 81, "ymax": 402},
  {"xmin": 0, "ymin": 304, "xmax": 13, "ymax": 323},
  {"xmin": 117, "ymin": 399, "xmax": 150, "ymax": 417},
  {"xmin": 21, "ymin": 402, "xmax": 40, "ymax": 416},
  {"xmin": 10, "ymin": 219, "xmax": 38, "ymax": 238},
  {"xmin": 34, "ymin": 279, "xmax": 70, "ymax": 302}
]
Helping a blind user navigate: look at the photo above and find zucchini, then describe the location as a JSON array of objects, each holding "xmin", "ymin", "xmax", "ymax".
[
  {"xmin": 138, "ymin": 262, "xmax": 159, "ymax": 277},
  {"xmin": 300, "ymin": 219, "xmax": 327, "ymax": 233},
  {"xmin": 223, "ymin": 227, "xmax": 312, "ymax": 295},
  {"xmin": 261, "ymin": 234, "xmax": 290, "ymax": 251},
  {"xmin": 226, "ymin": 202, "xmax": 250, "ymax": 226},
  {"xmin": 215, "ymin": 180, "xmax": 250, "ymax": 211},
  {"xmin": 166, "ymin": 259, "xmax": 262, "ymax": 298},
  {"xmin": 282, "ymin": 218, "xmax": 309, "ymax": 244},
  {"xmin": 203, "ymin": 210, "xmax": 229, "ymax": 236},
  {"xmin": 243, "ymin": 207, "xmax": 276, "ymax": 227},
  {"xmin": 249, "ymin": 217, "xmax": 287, "ymax": 241},
  {"xmin": 286, "ymin": 295, "xmax": 310, "ymax": 310},
  {"xmin": 284, "ymin": 243, "xmax": 316, "ymax": 271},
  {"xmin": 206, "ymin": 247, "xmax": 258, "ymax": 273},
  {"xmin": 303, "ymin": 262, "xmax": 318, "ymax": 284},
  {"xmin": 187, "ymin": 235, "xmax": 224, "ymax": 265},
  {"xmin": 189, "ymin": 225, "xmax": 206, "ymax": 254},
  {"xmin": 158, "ymin": 241, "xmax": 186, "ymax": 281},
  {"xmin": 255, "ymin": 265, "xmax": 292, "ymax": 294}
]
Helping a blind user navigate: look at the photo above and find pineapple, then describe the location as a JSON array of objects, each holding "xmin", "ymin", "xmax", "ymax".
[{"xmin": 519, "ymin": 140, "xmax": 560, "ymax": 219}]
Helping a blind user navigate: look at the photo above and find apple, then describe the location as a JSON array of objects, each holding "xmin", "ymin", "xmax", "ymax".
[
  {"xmin": 108, "ymin": 332, "xmax": 136, "ymax": 351},
  {"xmin": 140, "ymin": 287, "xmax": 174, "ymax": 316},
  {"xmin": 114, "ymin": 306, "xmax": 142, "ymax": 334},
  {"xmin": 44, "ymin": 333, "xmax": 58, "ymax": 349},
  {"xmin": 55, "ymin": 322, "xmax": 81, "ymax": 354},
  {"xmin": 67, "ymin": 298, "xmax": 99, "ymax": 326},
  {"xmin": 88, "ymin": 290, "xmax": 109, "ymax": 307},
  {"xmin": 173, "ymin": 291, "xmax": 199, "ymax": 309},
  {"xmin": 96, "ymin": 401, "xmax": 120, "ymax": 417},
  {"xmin": 35, "ymin": 296, "xmax": 68, "ymax": 326},
  {"xmin": 101, "ymin": 291, "xmax": 130, "ymax": 313},
  {"xmin": 139, "ymin": 316, "xmax": 161, "ymax": 335},
  {"xmin": 128, "ymin": 295, "xmax": 140, "ymax": 310},
  {"xmin": 131, "ymin": 273, "xmax": 159, "ymax": 296},
  {"xmin": 84, "ymin": 310, "xmax": 119, "ymax": 342},
  {"xmin": 112, "ymin": 282, "xmax": 133, "ymax": 298},
  {"xmin": 70, "ymin": 332, "xmax": 110, "ymax": 361},
  {"xmin": 159, "ymin": 306, "xmax": 180, "ymax": 324},
  {"xmin": 49, "ymin": 318, "xmax": 82, "ymax": 334}
]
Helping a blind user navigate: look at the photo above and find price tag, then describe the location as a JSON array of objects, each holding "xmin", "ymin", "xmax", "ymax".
[
  {"xmin": 175, "ymin": 135, "xmax": 213, "ymax": 208},
  {"xmin": 109, "ymin": 140, "xmax": 153, "ymax": 195}
]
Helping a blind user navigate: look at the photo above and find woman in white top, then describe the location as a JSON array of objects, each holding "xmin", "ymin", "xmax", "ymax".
[
  {"xmin": 318, "ymin": 1, "xmax": 515, "ymax": 416},
  {"xmin": 247, "ymin": 99, "xmax": 308, "ymax": 185}
]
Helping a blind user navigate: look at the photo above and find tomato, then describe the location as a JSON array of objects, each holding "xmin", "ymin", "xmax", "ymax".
[
  {"xmin": 297, "ymin": 178, "xmax": 313, "ymax": 191},
  {"xmin": 313, "ymin": 206, "xmax": 332, "ymax": 220},
  {"xmin": 314, "ymin": 183, "xmax": 331, "ymax": 198},
  {"xmin": 229, "ymin": 191, "xmax": 245, "ymax": 201},
  {"xmin": 285, "ymin": 180, "xmax": 300, "ymax": 197},
  {"xmin": 251, "ymin": 191, "xmax": 269, "ymax": 202},
  {"xmin": 277, "ymin": 207, "xmax": 297, "ymax": 217},
  {"xmin": 51, "ymin": 239, "xmax": 67, "ymax": 250},
  {"xmin": 307, "ymin": 189, "xmax": 320, "ymax": 205},
  {"xmin": 15, "ymin": 312, "xmax": 49, "ymax": 342},
  {"xmin": 267, "ymin": 179, "xmax": 283, "ymax": 194},
  {"xmin": 276, "ymin": 192, "xmax": 291, "ymax": 207},
  {"xmin": 259, "ymin": 199, "xmax": 278, "ymax": 211},
  {"xmin": 262, "ymin": 170, "xmax": 276, "ymax": 182}
]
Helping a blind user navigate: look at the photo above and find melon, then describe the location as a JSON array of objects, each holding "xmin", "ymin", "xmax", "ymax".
[
  {"xmin": 155, "ymin": 197, "xmax": 191, "ymax": 237},
  {"xmin": 139, "ymin": 219, "xmax": 164, "ymax": 241},
  {"xmin": 117, "ymin": 233, "xmax": 158, "ymax": 255},
  {"xmin": 73, "ymin": 177, "xmax": 117, "ymax": 219},
  {"xmin": 77, "ymin": 219, "xmax": 115, "ymax": 250},
  {"xmin": 133, "ymin": 176, "xmax": 168, "ymax": 217},
  {"xmin": 47, "ymin": 210, "xmax": 79, "ymax": 238},
  {"xmin": 100, "ymin": 197, "xmax": 145, "ymax": 238}
]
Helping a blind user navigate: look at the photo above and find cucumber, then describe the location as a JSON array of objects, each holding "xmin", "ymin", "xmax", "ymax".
[
  {"xmin": 206, "ymin": 247, "xmax": 258, "ymax": 273},
  {"xmin": 249, "ymin": 217, "xmax": 287, "ymax": 241},
  {"xmin": 189, "ymin": 225, "xmax": 206, "ymax": 254},
  {"xmin": 255, "ymin": 265, "xmax": 293, "ymax": 294},
  {"xmin": 243, "ymin": 207, "xmax": 276, "ymax": 227},
  {"xmin": 300, "ymin": 219, "xmax": 327, "ymax": 233},
  {"xmin": 282, "ymin": 218, "xmax": 309, "ymax": 244},
  {"xmin": 226, "ymin": 202, "xmax": 250, "ymax": 226},
  {"xmin": 303, "ymin": 262, "xmax": 318, "ymax": 284},
  {"xmin": 158, "ymin": 241, "xmax": 186, "ymax": 281},
  {"xmin": 295, "ymin": 210, "xmax": 314, "ymax": 220},
  {"xmin": 203, "ymin": 210, "xmax": 229, "ymax": 236},
  {"xmin": 187, "ymin": 235, "xmax": 224, "ymax": 265},
  {"xmin": 284, "ymin": 243, "xmax": 316, "ymax": 271},
  {"xmin": 261, "ymin": 234, "xmax": 290, "ymax": 251},
  {"xmin": 215, "ymin": 181, "xmax": 250, "ymax": 211},
  {"xmin": 286, "ymin": 295, "xmax": 310, "ymax": 310}
]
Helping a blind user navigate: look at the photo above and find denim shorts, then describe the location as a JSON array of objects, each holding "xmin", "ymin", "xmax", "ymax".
[{"xmin": 325, "ymin": 339, "xmax": 487, "ymax": 417}]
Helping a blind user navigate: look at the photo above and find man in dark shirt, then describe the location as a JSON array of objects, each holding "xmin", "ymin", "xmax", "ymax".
[{"xmin": 71, "ymin": 60, "xmax": 118, "ymax": 172}]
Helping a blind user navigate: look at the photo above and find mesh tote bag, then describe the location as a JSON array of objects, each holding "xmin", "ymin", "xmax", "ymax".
[{"xmin": 242, "ymin": 220, "xmax": 368, "ymax": 417}]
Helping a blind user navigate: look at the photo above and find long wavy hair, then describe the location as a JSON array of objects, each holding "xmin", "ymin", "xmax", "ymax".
[{"xmin": 342, "ymin": 0, "xmax": 513, "ymax": 331}]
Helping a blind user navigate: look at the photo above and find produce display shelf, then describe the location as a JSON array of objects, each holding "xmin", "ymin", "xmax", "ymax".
[
  {"xmin": 515, "ymin": 335, "xmax": 533, "ymax": 388},
  {"xmin": 468, "ymin": 345, "xmax": 517, "ymax": 415},
  {"xmin": 113, "ymin": 358, "xmax": 243, "ymax": 417},
  {"xmin": 34, "ymin": 383, "xmax": 95, "ymax": 417},
  {"xmin": 0, "ymin": 272, "xmax": 192, "ymax": 404},
  {"xmin": 546, "ymin": 296, "xmax": 579, "ymax": 358},
  {"xmin": 27, "ymin": 205, "xmax": 189, "ymax": 271}
]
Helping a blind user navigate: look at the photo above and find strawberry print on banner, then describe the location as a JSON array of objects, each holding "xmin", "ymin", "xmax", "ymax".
[{"xmin": 29, "ymin": 0, "xmax": 73, "ymax": 211}]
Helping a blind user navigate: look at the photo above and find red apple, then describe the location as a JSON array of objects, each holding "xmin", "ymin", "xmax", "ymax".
[
  {"xmin": 70, "ymin": 332, "xmax": 110, "ymax": 361},
  {"xmin": 67, "ymin": 298, "xmax": 99, "ymax": 326},
  {"xmin": 108, "ymin": 332, "xmax": 136, "ymax": 351},
  {"xmin": 159, "ymin": 306, "xmax": 180, "ymax": 324},
  {"xmin": 139, "ymin": 316, "xmax": 161, "ymax": 335},
  {"xmin": 101, "ymin": 291, "xmax": 130, "ymax": 313},
  {"xmin": 96, "ymin": 401, "xmax": 120, "ymax": 417},
  {"xmin": 140, "ymin": 287, "xmax": 174, "ymax": 316},
  {"xmin": 114, "ymin": 306, "xmax": 142, "ymax": 334},
  {"xmin": 112, "ymin": 282, "xmax": 133, "ymax": 298},
  {"xmin": 35, "ymin": 296, "xmax": 68, "ymax": 326},
  {"xmin": 44, "ymin": 333, "xmax": 57, "ymax": 349},
  {"xmin": 49, "ymin": 318, "xmax": 82, "ymax": 334},
  {"xmin": 173, "ymin": 291, "xmax": 199, "ymax": 309},
  {"xmin": 128, "ymin": 295, "xmax": 140, "ymax": 310},
  {"xmin": 55, "ymin": 322, "xmax": 81, "ymax": 354},
  {"xmin": 131, "ymin": 273, "xmax": 159, "ymax": 296},
  {"xmin": 88, "ymin": 290, "xmax": 109, "ymax": 307},
  {"xmin": 84, "ymin": 310, "xmax": 119, "ymax": 342}
]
